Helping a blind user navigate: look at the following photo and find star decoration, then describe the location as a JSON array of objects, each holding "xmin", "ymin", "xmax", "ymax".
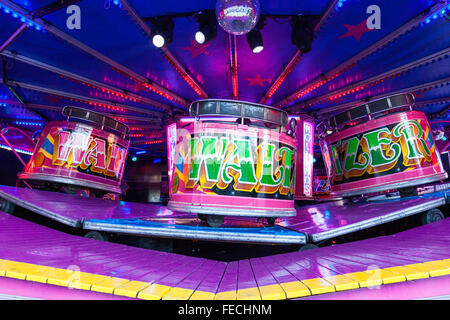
[
  {"xmin": 340, "ymin": 18, "xmax": 374, "ymax": 41},
  {"xmin": 245, "ymin": 74, "xmax": 272, "ymax": 87},
  {"xmin": 182, "ymin": 39, "xmax": 211, "ymax": 58}
]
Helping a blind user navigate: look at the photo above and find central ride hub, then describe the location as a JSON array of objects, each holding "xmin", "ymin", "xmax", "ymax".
[{"xmin": 168, "ymin": 99, "xmax": 298, "ymax": 226}]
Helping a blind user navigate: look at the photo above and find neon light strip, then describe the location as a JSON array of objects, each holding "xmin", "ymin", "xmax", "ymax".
[
  {"xmin": 166, "ymin": 123, "xmax": 176, "ymax": 194},
  {"xmin": 229, "ymin": 34, "xmax": 238, "ymax": 100},
  {"xmin": 0, "ymin": 3, "xmax": 44, "ymax": 31},
  {"xmin": 259, "ymin": 51, "xmax": 301, "ymax": 104},
  {"xmin": 276, "ymin": 1, "xmax": 449, "ymax": 109},
  {"xmin": 0, "ymin": 144, "xmax": 33, "ymax": 155},
  {"xmin": 178, "ymin": 117, "xmax": 239, "ymax": 123},
  {"xmin": 161, "ymin": 48, "xmax": 208, "ymax": 99},
  {"xmin": 294, "ymin": 48, "xmax": 450, "ymax": 110},
  {"xmin": 0, "ymin": 0, "xmax": 187, "ymax": 108},
  {"xmin": 303, "ymin": 121, "xmax": 314, "ymax": 197},
  {"xmin": 14, "ymin": 121, "xmax": 44, "ymax": 127},
  {"xmin": 259, "ymin": 0, "xmax": 340, "ymax": 104}
]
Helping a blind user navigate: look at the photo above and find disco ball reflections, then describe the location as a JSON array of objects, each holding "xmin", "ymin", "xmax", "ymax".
[{"xmin": 216, "ymin": 0, "xmax": 260, "ymax": 35}]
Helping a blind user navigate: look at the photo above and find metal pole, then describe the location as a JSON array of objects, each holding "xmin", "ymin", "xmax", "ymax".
[{"xmin": 0, "ymin": 23, "xmax": 28, "ymax": 54}]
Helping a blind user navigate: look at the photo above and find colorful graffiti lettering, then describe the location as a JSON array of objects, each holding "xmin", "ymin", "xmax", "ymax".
[
  {"xmin": 328, "ymin": 120, "xmax": 437, "ymax": 184},
  {"xmin": 174, "ymin": 134, "xmax": 296, "ymax": 199},
  {"xmin": 303, "ymin": 122, "xmax": 314, "ymax": 196},
  {"xmin": 313, "ymin": 176, "xmax": 331, "ymax": 195},
  {"xmin": 52, "ymin": 129, "xmax": 127, "ymax": 179}
]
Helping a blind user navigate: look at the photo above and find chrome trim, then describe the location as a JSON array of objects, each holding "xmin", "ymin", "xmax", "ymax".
[
  {"xmin": 17, "ymin": 172, "xmax": 122, "ymax": 194},
  {"xmin": 189, "ymin": 99, "xmax": 289, "ymax": 126},
  {"xmin": 310, "ymin": 197, "xmax": 446, "ymax": 242},
  {"xmin": 333, "ymin": 173, "xmax": 448, "ymax": 198},
  {"xmin": 0, "ymin": 189, "xmax": 80, "ymax": 227},
  {"xmin": 62, "ymin": 106, "xmax": 130, "ymax": 136},
  {"xmin": 167, "ymin": 201, "xmax": 297, "ymax": 217},
  {"xmin": 83, "ymin": 221, "xmax": 307, "ymax": 245},
  {"xmin": 327, "ymin": 93, "xmax": 415, "ymax": 130}
]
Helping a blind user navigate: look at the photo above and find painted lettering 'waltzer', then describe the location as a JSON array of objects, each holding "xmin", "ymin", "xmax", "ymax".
[
  {"xmin": 328, "ymin": 120, "xmax": 435, "ymax": 183},
  {"xmin": 52, "ymin": 129, "xmax": 127, "ymax": 179}
]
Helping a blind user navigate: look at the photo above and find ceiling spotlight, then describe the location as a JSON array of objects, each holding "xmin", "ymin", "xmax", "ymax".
[
  {"xmin": 291, "ymin": 15, "xmax": 316, "ymax": 54},
  {"xmin": 194, "ymin": 10, "xmax": 217, "ymax": 44},
  {"xmin": 246, "ymin": 28, "xmax": 263, "ymax": 53},
  {"xmin": 149, "ymin": 16, "xmax": 174, "ymax": 48}
]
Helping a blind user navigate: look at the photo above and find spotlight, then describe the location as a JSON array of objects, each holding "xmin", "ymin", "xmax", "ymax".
[
  {"xmin": 246, "ymin": 16, "xmax": 265, "ymax": 53},
  {"xmin": 194, "ymin": 10, "xmax": 217, "ymax": 44},
  {"xmin": 291, "ymin": 15, "xmax": 316, "ymax": 54},
  {"xmin": 246, "ymin": 28, "xmax": 263, "ymax": 53},
  {"xmin": 149, "ymin": 16, "xmax": 174, "ymax": 48}
]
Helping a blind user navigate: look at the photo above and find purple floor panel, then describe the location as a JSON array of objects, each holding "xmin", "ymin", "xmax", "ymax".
[
  {"xmin": 0, "ymin": 185, "xmax": 172, "ymax": 225},
  {"xmin": 0, "ymin": 194, "xmax": 449, "ymax": 299},
  {"xmin": 0, "ymin": 185, "xmax": 306, "ymax": 244},
  {"xmin": 300, "ymin": 275, "xmax": 450, "ymax": 300},
  {"xmin": 0, "ymin": 185, "xmax": 445, "ymax": 245},
  {"xmin": 0, "ymin": 277, "xmax": 134, "ymax": 300},
  {"xmin": 282, "ymin": 196, "xmax": 446, "ymax": 241}
]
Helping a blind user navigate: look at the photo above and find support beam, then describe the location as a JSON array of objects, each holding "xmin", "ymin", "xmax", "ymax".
[
  {"xmin": 161, "ymin": 48, "xmax": 208, "ymax": 99},
  {"xmin": 29, "ymin": 0, "xmax": 81, "ymax": 19},
  {"xmin": 118, "ymin": 0, "xmax": 208, "ymax": 99},
  {"xmin": 259, "ymin": 0, "xmax": 339, "ymax": 104},
  {"xmin": 312, "ymin": 77, "xmax": 450, "ymax": 119},
  {"xmin": 259, "ymin": 51, "xmax": 301, "ymax": 104},
  {"xmin": 0, "ymin": 23, "xmax": 28, "ymax": 54},
  {"xmin": 1, "ymin": 50, "xmax": 171, "ymax": 114},
  {"xmin": 131, "ymin": 137, "xmax": 165, "ymax": 145},
  {"xmin": 290, "ymin": 48, "xmax": 450, "ymax": 111},
  {"xmin": 24, "ymin": 103, "xmax": 161, "ymax": 123},
  {"xmin": 1, "ymin": 57, "xmax": 48, "ymax": 122},
  {"xmin": 229, "ymin": 34, "xmax": 238, "ymax": 100},
  {"xmin": 0, "ymin": 78, "xmax": 165, "ymax": 119},
  {"xmin": 0, "ymin": 0, "xmax": 189, "ymax": 109},
  {"xmin": 275, "ymin": 1, "xmax": 449, "ymax": 109}
]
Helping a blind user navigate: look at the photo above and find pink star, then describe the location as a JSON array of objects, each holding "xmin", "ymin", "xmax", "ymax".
[
  {"xmin": 340, "ymin": 18, "xmax": 374, "ymax": 41},
  {"xmin": 245, "ymin": 74, "xmax": 272, "ymax": 87},
  {"xmin": 182, "ymin": 39, "xmax": 210, "ymax": 58}
]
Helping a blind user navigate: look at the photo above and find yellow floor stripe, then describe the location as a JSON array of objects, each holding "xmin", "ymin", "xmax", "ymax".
[
  {"xmin": 215, "ymin": 290, "xmax": 237, "ymax": 300},
  {"xmin": 344, "ymin": 270, "xmax": 383, "ymax": 288},
  {"xmin": 47, "ymin": 269, "xmax": 81, "ymax": 287},
  {"xmin": 236, "ymin": 287, "xmax": 261, "ymax": 300},
  {"xmin": 8, "ymin": 264, "xmax": 51, "ymax": 282},
  {"xmin": 384, "ymin": 265, "xmax": 429, "ymax": 281},
  {"xmin": 422, "ymin": 261, "xmax": 450, "ymax": 277},
  {"xmin": 68, "ymin": 272, "xmax": 111, "ymax": 290},
  {"xmin": 376, "ymin": 269, "xmax": 406, "ymax": 284},
  {"xmin": 114, "ymin": 281, "xmax": 150, "ymax": 298},
  {"xmin": 1, "ymin": 257, "xmax": 450, "ymax": 299},
  {"xmin": 162, "ymin": 287, "xmax": 195, "ymax": 300},
  {"xmin": 323, "ymin": 274, "xmax": 360, "ymax": 291},
  {"xmin": 91, "ymin": 277, "xmax": 131, "ymax": 294},
  {"xmin": 258, "ymin": 284, "xmax": 286, "ymax": 300},
  {"xmin": 137, "ymin": 283, "xmax": 172, "ymax": 300},
  {"xmin": 279, "ymin": 281, "xmax": 311, "ymax": 299},
  {"xmin": 189, "ymin": 290, "xmax": 216, "ymax": 300},
  {"xmin": 300, "ymin": 278, "xmax": 335, "ymax": 295}
]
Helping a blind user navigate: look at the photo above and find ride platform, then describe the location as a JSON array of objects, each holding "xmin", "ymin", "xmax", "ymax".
[
  {"xmin": 0, "ymin": 185, "xmax": 448, "ymax": 245},
  {"xmin": 0, "ymin": 208, "xmax": 450, "ymax": 300}
]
